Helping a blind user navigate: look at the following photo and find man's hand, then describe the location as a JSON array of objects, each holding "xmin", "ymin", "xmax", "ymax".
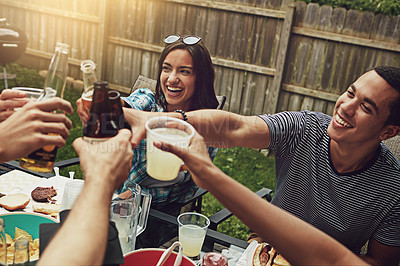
[
  {"xmin": 73, "ymin": 129, "xmax": 133, "ymax": 192},
  {"xmin": 0, "ymin": 89, "xmax": 30, "ymax": 122},
  {"xmin": 123, "ymin": 108, "xmax": 154, "ymax": 148},
  {"xmin": 0, "ymin": 97, "xmax": 73, "ymax": 163},
  {"xmin": 153, "ymin": 131, "xmax": 215, "ymax": 189}
]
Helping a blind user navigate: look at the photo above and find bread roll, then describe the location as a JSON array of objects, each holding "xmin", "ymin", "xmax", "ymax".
[
  {"xmin": 33, "ymin": 203, "xmax": 60, "ymax": 216},
  {"xmin": 0, "ymin": 193, "xmax": 30, "ymax": 211}
]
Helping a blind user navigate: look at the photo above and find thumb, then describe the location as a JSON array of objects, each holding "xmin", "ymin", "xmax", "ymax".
[{"xmin": 154, "ymin": 141, "xmax": 186, "ymax": 159}]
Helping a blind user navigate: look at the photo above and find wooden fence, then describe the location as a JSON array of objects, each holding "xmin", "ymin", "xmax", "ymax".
[{"xmin": 0, "ymin": 0, "xmax": 399, "ymax": 116}]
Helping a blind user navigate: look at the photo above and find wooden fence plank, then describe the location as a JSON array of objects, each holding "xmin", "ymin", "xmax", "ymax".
[
  {"xmin": 249, "ymin": 16, "xmax": 264, "ymax": 64},
  {"xmin": 132, "ymin": 49, "xmax": 142, "ymax": 85},
  {"xmin": 289, "ymin": 3, "xmax": 319, "ymax": 111},
  {"xmin": 215, "ymin": 11, "xmax": 229, "ymax": 58},
  {"xmin": 230, "ymin": 70, "xmax": 245, "ymax": 113},
  {"xmin": 204, "ymin": 9, "xmax": 219, "ymax": 54},
  {"xmin": 121, "ymin": 47, "xmax": 132, "ymax": 87},
  {"xmin": 265, "ymin": 4, "xmax": 294, "ymax": 114},
  {"xmin": 219, "ymin": 68, "xmax": 234, "ymax": 107},
  {"xmin": 260, "ymin": 17, "xmax": 278, "ymax": 66},
  {"xmin": 214, "ymin": 66, "xmax": 224, "ymax": 98},
  {"xmin": 254, "ymin": 75, "xmax": 269, "ymax": 114},
  {"xmin": 242, "ymin": 73, "xmax": 256, "ymax": 115},
  {"xmin": 308, "ymin": 5, "xmax": 333, "ymax": 113},
  {"xmin": 238, "ymin": 14, "xmax": 254, "ymax": 62}
]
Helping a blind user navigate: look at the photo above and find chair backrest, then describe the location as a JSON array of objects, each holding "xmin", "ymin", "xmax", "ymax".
[
  {"xmin": 216, "ymin": 95, "xmax": 226, "ymax": 110},
  {"xmin": 383, "ymin": 135, "xmax": 400, "ymax": 159},
  {"xmin": 130, "ymin": 75, "xmax": 157, "ymax": 93}
]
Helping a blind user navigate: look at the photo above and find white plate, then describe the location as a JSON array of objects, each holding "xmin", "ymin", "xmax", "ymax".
[{"xmin": 0, "ymin": 170, "xmax": 71, "ymax": 219}]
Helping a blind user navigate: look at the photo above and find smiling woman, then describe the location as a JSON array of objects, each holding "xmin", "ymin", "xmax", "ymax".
[{"xmin": 99, "ymin": 35, "xmax": 220, "ymax": 248}]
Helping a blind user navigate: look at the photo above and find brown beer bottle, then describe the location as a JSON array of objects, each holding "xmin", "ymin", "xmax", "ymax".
[
  {"xmin": 108, "ymin": 90, "xmax": 131, "ymax": 131},
  {"xmin": 83, "ymin": 81, "xmax": 119, "ymax": 142}
]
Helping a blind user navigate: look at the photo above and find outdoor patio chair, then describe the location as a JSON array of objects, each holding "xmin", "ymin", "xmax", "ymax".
[{"xmin": 383, "ymin": 134, "xmax": 400, "ymax": 159}]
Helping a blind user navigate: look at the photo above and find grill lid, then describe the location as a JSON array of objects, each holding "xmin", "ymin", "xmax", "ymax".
[{"xmin": 0, "ymin": 18, "xmax": 28, "ymax": 65}]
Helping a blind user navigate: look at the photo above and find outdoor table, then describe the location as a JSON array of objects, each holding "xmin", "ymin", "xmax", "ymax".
[{"xmin": 0, "ymin": 164, "xmax": 249, "ymax": 263}]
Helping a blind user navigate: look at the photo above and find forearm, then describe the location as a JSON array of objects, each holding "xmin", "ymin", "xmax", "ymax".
[
  {"xmin": 199, "ymin": 164, "xmax": 366, "ymax": 265},
  {"xmin": 38, "ymin": 179, "xmax": 114, "ymax": 265}
]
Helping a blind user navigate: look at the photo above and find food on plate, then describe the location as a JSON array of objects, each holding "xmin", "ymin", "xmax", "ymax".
[
  {"xmin": 253, "ymin": 243, "xmax": 290, "ymax": 266},
  {"xmin": 5, "ymin": 227, "xmax": 39, "ymax": 264},
  {"xmin": 0, "ymin": 193, "xmax": 30, "ymax": 211},
  {"xmin": 31, "ymin": 186, "xmax": 57, "ymax": 202},
  {"xmin": 202, "ymin": 252, "xmax": 228, "ymax": 266},
  {"xmin": 33, "ymin": 202, "xmax": 60, "ymax": 217},
  {"xmin": 272, "ymin": 253, "xmax": 290, "ymax": 266}
]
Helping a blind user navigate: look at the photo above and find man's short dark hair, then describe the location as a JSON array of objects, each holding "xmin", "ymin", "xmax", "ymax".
[{"xmin": 373, "ymin": 66, "xmax": 400, "ymax": 126}]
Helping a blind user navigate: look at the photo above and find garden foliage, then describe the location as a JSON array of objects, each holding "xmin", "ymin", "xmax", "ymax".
[{"xmin": 298, "ymin": 0, "xmax": 400, "ymax": 16}]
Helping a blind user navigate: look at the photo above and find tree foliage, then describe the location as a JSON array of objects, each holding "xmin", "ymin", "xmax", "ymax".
[{"xmin": 298, "ymin": 0, "xmax": 400, "ymax": 16}]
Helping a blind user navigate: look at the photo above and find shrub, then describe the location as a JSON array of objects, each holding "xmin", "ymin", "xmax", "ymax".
[{"xmin": 297, "ymin": 0, "xmax": 400, "ymax": 16}]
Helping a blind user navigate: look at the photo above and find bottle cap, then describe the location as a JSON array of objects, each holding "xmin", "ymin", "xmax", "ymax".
[{"xmin": 94, "ymin": 81, "xmax": 109, "ymax": 90}]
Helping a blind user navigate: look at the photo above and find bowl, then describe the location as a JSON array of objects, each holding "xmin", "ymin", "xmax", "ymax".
[
  {"xmin": 123, "ymin": 248, "xmax": 196, "ymax": 266},
  {"xmin": 0, "ymin": 212, "xmax": 58, "ymax": 239}
]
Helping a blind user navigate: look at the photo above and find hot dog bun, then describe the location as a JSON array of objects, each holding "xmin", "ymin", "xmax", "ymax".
[
  {"xmin": 32, "ymin": 203, "xmax": 60, "ymax": 216},
  {"xmin": 253, "ymin": 245, "xmax": 290, "ymax": 266}
]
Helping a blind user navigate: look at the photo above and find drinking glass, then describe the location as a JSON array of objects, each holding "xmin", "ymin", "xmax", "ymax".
[
  {"xmin": 177, "ymin": 212, "xmax": 210, "ymax": 259},
  {"xmin": 145, "ymin": 116, "xmax": 195, "ymax": 181},
  {"xmin": 13, "ymin": 238, "xmax": 29, "ymax": 265},
  {"xmin": 11, "ymin": 87, "xmax": 43, "ymax": 110}
]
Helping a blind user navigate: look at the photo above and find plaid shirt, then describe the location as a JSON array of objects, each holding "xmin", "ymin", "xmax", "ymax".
[{"xmin": 118, "ymin": 88, "xmax": 217, "ymax": 204}]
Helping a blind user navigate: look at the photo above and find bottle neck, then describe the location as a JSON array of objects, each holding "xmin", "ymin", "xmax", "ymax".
[{"xmin": 90, "ymin": 87, "xmax": 109, "ymax": 114}]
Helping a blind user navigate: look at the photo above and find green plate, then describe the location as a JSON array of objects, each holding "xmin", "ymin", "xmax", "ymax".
[{"xmin": 0, "ymin": 212, "xmax": 58, "ymax": 239}]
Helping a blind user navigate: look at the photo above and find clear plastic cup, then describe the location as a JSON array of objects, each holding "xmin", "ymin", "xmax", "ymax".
[
  {"xmin": 60, "ymin": 180, "xmax": 85, "ymax": 211},
  {"xmin": 145, "ymin": 116, "xmax": 194, "ymax": 181},
  {"xmin": 177, "ymin": 212, "xmax": 210, "ymax": 258}
]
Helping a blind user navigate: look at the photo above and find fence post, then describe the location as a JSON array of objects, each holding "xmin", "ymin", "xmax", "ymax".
[{"xmin": 265, "ymin": 4, "xmax": 295, "ymax": 115}]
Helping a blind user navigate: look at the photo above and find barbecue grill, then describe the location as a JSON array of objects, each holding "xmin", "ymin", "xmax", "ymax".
[{"xmin": 0, "ymin": 18, "xmax": 28, "ymax": 88}]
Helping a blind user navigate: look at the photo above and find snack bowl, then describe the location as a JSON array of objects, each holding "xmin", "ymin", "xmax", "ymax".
[
  {"xmin": 0, "ymin": 212, "xmax": 58, "ymax": 238},
  {"xmin": 0, "ymin": 212, "xmax": 58, "ymax": 263},
  {"xmin": 122, "ymin": 248, "xmax": 196, "ymax": 266}
]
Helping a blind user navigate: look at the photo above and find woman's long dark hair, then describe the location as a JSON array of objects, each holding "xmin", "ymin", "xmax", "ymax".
[{"xmin": 155, "ymin": 37, "xmax": 218, "ymax": 111}]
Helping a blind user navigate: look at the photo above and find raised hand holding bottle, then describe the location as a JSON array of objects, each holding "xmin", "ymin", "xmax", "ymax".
[{"xmin": 19, "ymin": 42, "xmax": 69, "ymax": 173}]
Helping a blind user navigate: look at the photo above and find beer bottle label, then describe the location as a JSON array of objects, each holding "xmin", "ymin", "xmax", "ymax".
[
  {"xmin": 83, "ymin": 136, "xmax": 110, "ymax": 143},
  {"xmin": 27, "ymin": 147, "xmax": 58, "ymax": 162}
]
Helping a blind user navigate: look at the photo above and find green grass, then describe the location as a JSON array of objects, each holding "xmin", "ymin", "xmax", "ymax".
[
  {"xmin": 204, "ymin": 147, "xmax": 275, "ymax": 240},
  {"xmin": 1, "ymin": 64, "xmax": 277, "ymax": 241}
]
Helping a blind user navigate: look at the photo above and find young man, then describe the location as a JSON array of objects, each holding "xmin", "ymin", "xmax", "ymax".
[
  {"xmin": 155, "ymin": 129, "xmax": 368, "ymax": 265},
  {"xmin": 125, "ymin": 66, "xmax": 400, "ymax": 265}
]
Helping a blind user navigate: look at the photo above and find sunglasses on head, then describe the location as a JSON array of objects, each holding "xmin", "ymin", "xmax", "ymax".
[{"xmin": 164, "ymin": 35, "xmax": 201, "ymax": 45}]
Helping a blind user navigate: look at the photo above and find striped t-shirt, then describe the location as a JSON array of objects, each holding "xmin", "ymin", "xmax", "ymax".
[{"xmin": 259, "ymin": 111, "xmax": 400, "ymax": 253}]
